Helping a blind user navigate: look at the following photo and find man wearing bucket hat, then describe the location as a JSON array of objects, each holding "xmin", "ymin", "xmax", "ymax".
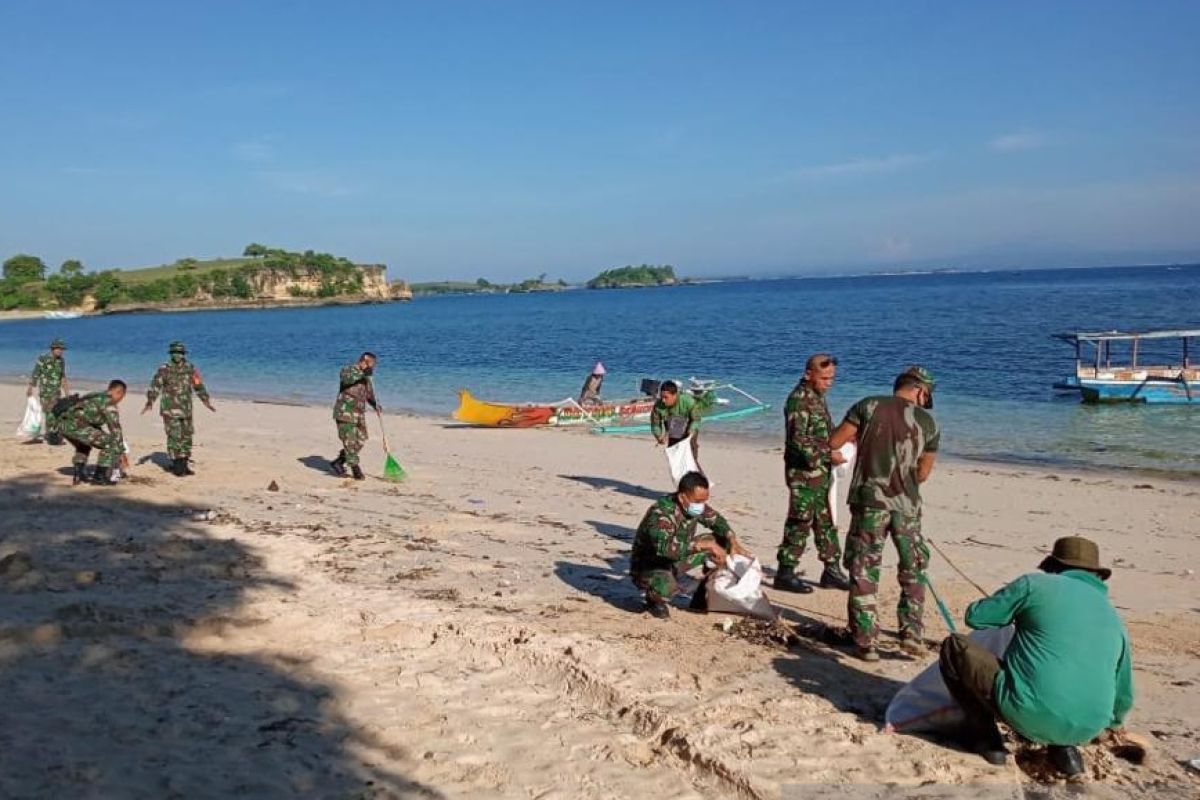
[
  {"xmin": 578, "ymin": 361, "xmax": 606, "ymax": 406},
  {"xmin": 142, "ymin": 341, "xmax": 215, "ymax": 477},
  {"xmin": 27, "ymin": 338, "xmax": 71, "ymax": 445},
  {"xmin": 830, "ymin": 365, "xmax": 940, "ymax": 661},
  {"xmin": 938, "ymin": 536, "xmax": 1134, "ymax": 777}
]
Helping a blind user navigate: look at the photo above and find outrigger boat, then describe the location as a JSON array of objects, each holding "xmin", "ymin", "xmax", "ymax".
[
  {"xmin": 1052, "ymin": 329, "xmax": 1199, "ymax": 404},
  {"xmin": 453, "ymin": 378, "xmax": 770, "ymax": 430}
]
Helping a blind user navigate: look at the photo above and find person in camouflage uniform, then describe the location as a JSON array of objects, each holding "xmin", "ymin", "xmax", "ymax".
[
  {"xmin": 331, "ymin": 352, "xmax": 380, "ymax": 480},
  {"xmin": 142, "ymin": 341, "xmax": 216, "ymax": 477},
  {"xmin": 59, "ymin": 379, "xmax": 129, "ymax": 486},
  {"xmin": 631, "ymin": 471, "xmax": 750, "ymax": 618},
  {"xmin": 26, "ymin": 338, "xmax": 70, "ymax": 444},
  {"xmin": 830, "ymin": 366, "xmax": 940, "ymax": 661},
  {"xmin": 775, "ymin": 354, "xmax": 852, "ymax": 594}
]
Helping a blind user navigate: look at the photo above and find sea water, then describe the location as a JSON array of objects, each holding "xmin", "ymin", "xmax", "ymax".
[{"xmin": 2, "ymin": 265, "xmax": 1197, "ymax": 474}]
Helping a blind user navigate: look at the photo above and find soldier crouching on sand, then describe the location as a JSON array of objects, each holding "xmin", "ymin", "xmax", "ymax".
[
  {"xmin": 59, "ymin": 379, "xmax": 129, "ymax": 486},
  {"xmin": 331, "ymin": 352, "xmax": 380, "ymax": 480},
  {"xmin": 630, "ymin": 471, "xmax": 751, "ymax": 619}
]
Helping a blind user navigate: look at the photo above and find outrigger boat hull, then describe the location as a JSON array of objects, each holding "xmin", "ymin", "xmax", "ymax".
[
  {"xmin": 453, "ymin": 389, "xmax": 654, "ymax": 428},
  {"xmin": 1054, "ymin": 376, "xmax": 1199, "ymax": 404},
  {"xmin": 1052, "ymin": 329, "xmax": 1199, "ymax": 405}
]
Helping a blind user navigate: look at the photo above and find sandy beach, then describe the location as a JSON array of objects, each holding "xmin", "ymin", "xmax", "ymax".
[{"xmin": 1, "ymin": 381, "xmax": 1197, "ymax": 799}]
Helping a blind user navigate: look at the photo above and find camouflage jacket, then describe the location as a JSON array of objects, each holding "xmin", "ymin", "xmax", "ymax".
[
  {"xmin": 60, "ymin": 392, "xmax": 123, "ymax": 437},
  {"xmin": 147, "ymin": 359, "xmax": 210, "ymax": 417},
  {"xmin": 29, "ymin": 353, "xmax": 66, "ymax": 396},
  {"xmin": 630, "ymin": 494, "xmax": 734, "ymax": 575},
  {"xmin": 783, "ymin": 379, "xmax": 833, "ymax": 483},
  {"xmin": 842, "ymin": 395, "xmax": 940, "ymax": 515},
  {"xmin": 650, "ymin": 391, "xmax": 703, "ymax": 440},
  {"xmin": 333, "ymin": 365, "xmax": 377, "ymax": 423}
]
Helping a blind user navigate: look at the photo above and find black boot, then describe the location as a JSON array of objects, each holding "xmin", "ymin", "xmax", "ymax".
[
  {"xmin": 330, "ymin": 452, "xmax": 347, "ymax": 477},
  {"xmin": 687, "ymin": 580, "xmax": 709, "ymax": 611},
  {"xmin": 969, "ymin": 724, "xmax": 1010, "ymax": 766},
  {"xmin": 773, "ymin": 565, "xmax": 814, "ymax": 594},
  {"xmin": 48, "ymin": 432, "xmax": 65, "ymax": 446},
  {"xmin": 350, "ymin": 464, "xmax": 365, "ymax": 481},
  {"xmin": 91, "ymin": 466, "xmax": 114, "ymax": 486},
  {"xmin": 180, "ymin": 457, "xmax": 195, "ymax": 476},
  {"xmin": 1048, "ymin": 745, "xmax": 1084, "ymax": 778},
  {"xmin": 171, "ymin": 458, "xmax": 188, "ymax": 477},
  {"xmin": 819, "ymin": 562, "xmax": 852, "ymax": 590},
  {"xmin": 72, "ymin": 463, "xmax": 88, "ymax": 486},
  {"xmin": 645, "ymin": 599, "xmax": 670, "ymax": 619}
]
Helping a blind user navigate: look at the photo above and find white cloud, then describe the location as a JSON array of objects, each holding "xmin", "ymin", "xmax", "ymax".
[
  {"xmin": 989, "ymin": 131, "xmax": 1049, "ymax": 152},
  {"xmin": 790, "ymin": 153, "xmax": 932, "ymax": 178}
]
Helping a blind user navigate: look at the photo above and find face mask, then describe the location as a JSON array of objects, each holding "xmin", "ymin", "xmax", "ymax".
[
  {"xmin": 171, "ymin": 354, "xmax": 184, "ymax": 364},
  {"xmin": 362, "ymin": 366, "xmax": 374, "ymax": 376},
  {"xmin": 685, "ymin": 502, "xmax": 705, "ymax": 517}
]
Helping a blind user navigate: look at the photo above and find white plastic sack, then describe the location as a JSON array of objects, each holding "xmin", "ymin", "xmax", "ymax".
[
  {"xmin": 15, "ymin": 395, "xmax": 44, "ymax": 438},
  {"xmin": 828, "ymin": 442, "xmax": 856, "ymax": 527},
  {"xmin": 665, "ymin": 435, "xmax": 700, "ymax": 485},
  {"xmin": 706, "ymin": 555, "xmax": 776, "ymax": 620},
  {"xmin": 884, "ymin": 626, "xmax": 1015, "ymax": 734}
]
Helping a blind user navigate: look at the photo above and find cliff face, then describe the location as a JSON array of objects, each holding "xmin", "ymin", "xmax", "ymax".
[
  {"xmin": 391, "ymin": 280, "xmax": 413, "ymax": 301},
  {"xmin": 249, "ymin": 265, "xmax": 391, "ymax": 300}
]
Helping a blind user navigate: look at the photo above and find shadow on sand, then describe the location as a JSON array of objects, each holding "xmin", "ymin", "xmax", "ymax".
[
  {"xmin": 297, "ymin": 454, "xmax": 336, "ymax": 475},
  {"xmin": 559, "ymin": 474, "xmax": 663, "ymax": 500},
  {"xmin": 0, "ymin": 475, "xmax": 440, "ymax": 799}
]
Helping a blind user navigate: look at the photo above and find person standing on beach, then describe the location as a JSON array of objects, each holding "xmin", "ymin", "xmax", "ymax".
[
  {"xmin": 651, "ymin": 381, "xmax": 703, "ymax": 463},
  {"xmin": 774, "ymin": 354, "xmax": 851, "ymax": 594},
  {"xmin": 829, "ymin": 366, "xmax": 939, "ymax": 661},
  {"xmin": 27, "ymin": 338, "xmax": 70, "ymax": 445},
  {"xmin": 142, "ymin": 341, "xmax": 215, "ymax": 477},
  {"xmin": 60, "ymin": 379, "xmax": 129, "ymax": 486},
  {"xmin": 331, "ymin": 352, "xmax": 380, "ymax": 480},
  {"xmin": 578, "ymin": 361, "xmax": 606, "ymax": 406},
  {"xmin": 938, "ymin": 536, "xmax": 1133, "ymax": 777},
  {"xmin": 631, "ymin": 471, "xmax": 750, "ymax": 619}
]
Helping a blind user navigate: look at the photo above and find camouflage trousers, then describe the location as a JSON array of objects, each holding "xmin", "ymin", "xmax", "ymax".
[
  {"xmin": 39, "ymin": 391, "xmax": 62, "ymax": 436},
  {"xmin": 843, "ymin": 506, "xmax": 929, "ymax": 648},
  {"xmin": 61, "ymin": 423, "xmax": 123, "ymax": 468},
  {"xmin": 162, "ymin": 413, "xmax": 195, "ymax": 460},
  {"xmin": 777, "ymin": 468, "xmax": 841, "ymax": 568},
  {"xmin": 336, "ymin": 417, "xmax": 368, "ymax": 466},
  {"xmin": 632, "ymin": 569, "xmax": 679, "ymax": 604}
]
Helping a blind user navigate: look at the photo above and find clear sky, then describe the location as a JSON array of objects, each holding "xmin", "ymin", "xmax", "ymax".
[{"xmin": 2, "ymin": 1, "xmax": 1198, "ymax": 281}]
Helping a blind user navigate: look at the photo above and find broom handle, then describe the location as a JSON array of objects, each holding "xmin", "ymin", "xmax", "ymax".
[{"xmin": 375, "ymin": 407, "xmax": 390, "ymax": 453}]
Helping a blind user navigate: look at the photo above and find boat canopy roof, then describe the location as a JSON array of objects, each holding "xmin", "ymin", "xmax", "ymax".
[{"xmin": 1053, "ymin": 329, "xmax": 1200, "ymax": 344}]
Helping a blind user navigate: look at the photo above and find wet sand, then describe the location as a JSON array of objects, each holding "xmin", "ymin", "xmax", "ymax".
[{"xmin": 1, "ymin": 384, "xmax": 1197, "ymax": 798}]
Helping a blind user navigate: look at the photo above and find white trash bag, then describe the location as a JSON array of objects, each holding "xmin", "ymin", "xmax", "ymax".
[
  {"xmin": 16, "ymin": 395, "xmax": 44, "ymax": 439},
  {"xmin": 665, "ymin": 435, "xmax": 701, "ymax": 485},
  {"xmin": 706, "ymin": 555, "xmax": 776, "ymax": 620},
  {"xmin": 828, "ymin": 442, "xmax": 856, "ymax": 528},
  {"xmin": 884, "ymin": 625, "xmax": 1015, "ymax": 734}
]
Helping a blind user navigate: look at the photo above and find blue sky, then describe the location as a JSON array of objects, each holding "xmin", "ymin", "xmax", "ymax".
[{"xmin": 2, "ymin": 1, "xmax": 1198, "ymax": 281}]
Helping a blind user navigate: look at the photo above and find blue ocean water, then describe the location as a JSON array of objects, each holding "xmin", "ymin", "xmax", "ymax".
[{"xmin": 2, "ymin": 265, "xmax": 1198, "ymax": 474}]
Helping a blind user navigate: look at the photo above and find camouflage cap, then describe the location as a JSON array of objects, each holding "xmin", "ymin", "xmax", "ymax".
[
  {"xmin": 168, "ymin": 341, "xmax": 187, "ymax": 354},
  {"xmin": 904, "ymin": 365, "xmax": 936, "ymax": 391},
  {"xmin": 50, "ymin": 338, "xmax": 67, "ymax": 349}
]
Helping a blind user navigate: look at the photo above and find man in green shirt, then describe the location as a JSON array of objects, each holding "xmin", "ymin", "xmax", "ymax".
[
  {"xmin": 939, "ymin": 536, "xmax": 1134, "ymax": 777},
  {"xmin": 651, "ymin": 381, "xmax": 704, "ymax": 464},
  {"xmin": 830, "ymin": 366, "xmax": 939, "ymax": 661}
]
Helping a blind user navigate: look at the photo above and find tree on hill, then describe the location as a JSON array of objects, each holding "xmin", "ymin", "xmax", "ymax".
[
  {"xmin": 3, "ymin": 254, "xmax": 47, "ymax": 283},
  {"xmin": 585, "ymin": 264, "xmax": 676, "ymax": 289},
  {"xmin": 59, "ymin": 259, "xmax": 84, "ymax": 277},
  {"xmin": 243, "ymin": 243, "xmax": 269, "ymax": 257}
]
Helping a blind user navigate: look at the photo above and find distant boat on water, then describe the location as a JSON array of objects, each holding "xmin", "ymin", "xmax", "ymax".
[
  {"xmin": 43, "ymin": 310, "xmax": 82, "ymax": 320},
  {"xmin": 1053, "ymin": 329, "xmax": 1199, "ymax": 404}
]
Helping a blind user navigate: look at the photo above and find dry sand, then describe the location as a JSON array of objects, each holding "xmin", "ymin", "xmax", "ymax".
[{"xmin": 1, "ymin": 382, "xmax": 1197, "ymax": 799}]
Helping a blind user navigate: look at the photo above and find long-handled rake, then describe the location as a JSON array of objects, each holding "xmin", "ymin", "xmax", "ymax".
[{"xmin": 375, "ymin": 408, "xmax": 407, "ymax": 482}]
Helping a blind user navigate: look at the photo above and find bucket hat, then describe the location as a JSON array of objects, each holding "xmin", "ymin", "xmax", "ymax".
[{"xmin": 1039, "ymin": 536, "xmax": 1112, "ymax": 580}]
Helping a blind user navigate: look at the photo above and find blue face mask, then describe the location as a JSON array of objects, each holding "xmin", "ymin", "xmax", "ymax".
[{"xmin": 685, "ymin": 502, "xmax": 705, "ymax": 517}]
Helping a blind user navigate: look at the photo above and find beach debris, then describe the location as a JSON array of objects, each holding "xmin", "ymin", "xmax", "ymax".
[
  {"xmin": 267, "ymin": 480, "xmax": 279, "ymax": 492},
  {"xmin": 1187, "ymin": 757, "xmax": 1200, "ymax": 772},
  {"xmin": 388, "ymin": 566, "xmax": 434, "ymax": 582},
  {"xmin": 73, "ymin": 570, "xmax": 101, "ymax": 587},
  {"xmin": 719, "ymin": 617, "xmax": 735, "ymax": 633},
  {"xmin": 0, "ymin": 551, "xmax": 34, "ymax": 581},
  {"xmin": 415, "ymin": 588, "xmax": 461, "ymax": 602},
  {"xmin": 725, "ymin": 618, "xmax": 800, "ymax": 650},
  {"xmin": 1097, "ymin": 728, "xmax": 1150, "ymax": 765}
]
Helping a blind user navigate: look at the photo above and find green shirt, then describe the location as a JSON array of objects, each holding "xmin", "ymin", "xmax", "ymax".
[
  {"xmin": 29, "ymin": 353, "xmax": 66, "ymax": 396},
  {"xmin": 783, "ymin": 380, "xmax": 833, "ymax": 482},
  {"xmin": 650, "ymin": 391, "xmax": 703, "ymax": 440},
  {"xmin": 966, "ymin": 570, "xmax": 1134, "ymax": 745},
  {"xmin": 630, "ymin": 494, "xmax": 734, "ymax": 576},
  {"xmin": 843, "ymin": 395, "xmax": 939, "ymax": 515}
]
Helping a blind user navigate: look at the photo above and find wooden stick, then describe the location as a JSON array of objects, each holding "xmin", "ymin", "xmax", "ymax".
[{"xmin": 928, "ymin": 537, "xmax": 990, "ymax": 597}]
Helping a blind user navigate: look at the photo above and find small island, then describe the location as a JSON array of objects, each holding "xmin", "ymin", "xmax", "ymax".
[
  {"xmin": 1, "ymin": 244, "xmax": 412, "ymax": 316},
  {"xmin": 410, "ymin": 275, "xmax": 569, "ymax": 296},
  {"xmin": 585, "ymin": 264, "xmax": 677, "ymax": 289}
]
